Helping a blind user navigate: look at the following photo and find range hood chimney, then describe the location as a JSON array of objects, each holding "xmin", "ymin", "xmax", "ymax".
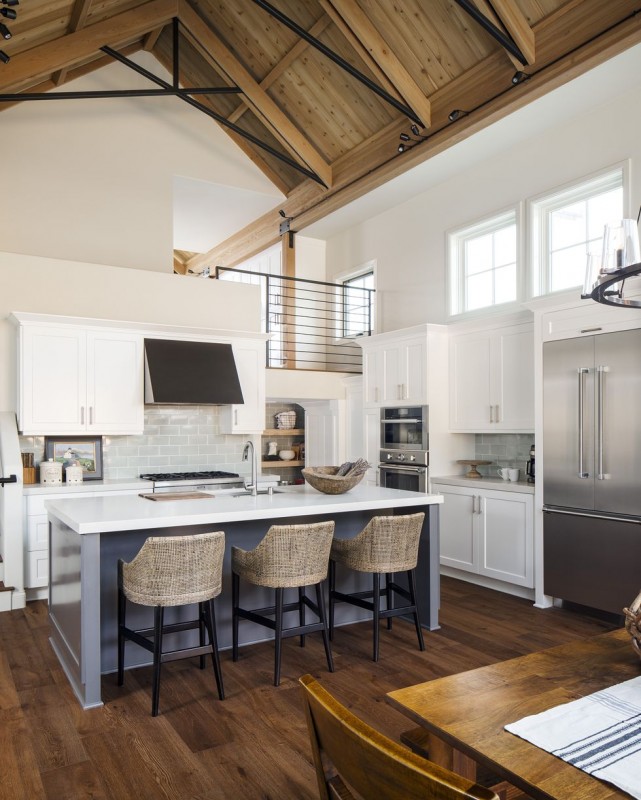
[{"xmin": 144, "ymin": 339, "xmax": 244, "ymax": 405}]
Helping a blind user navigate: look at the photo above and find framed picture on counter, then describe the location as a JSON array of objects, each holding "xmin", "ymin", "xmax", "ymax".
[{"xmin": 44, "ymin": 436, "xmax": 103, "ymax": 481}]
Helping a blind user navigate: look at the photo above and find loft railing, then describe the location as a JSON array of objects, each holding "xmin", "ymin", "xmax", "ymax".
[{"xmin": 215, "ymin": 267, "xmax": 375, "ymax": 372}]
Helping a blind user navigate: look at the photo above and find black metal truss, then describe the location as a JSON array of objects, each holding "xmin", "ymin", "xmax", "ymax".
[{"xmin": 453, "ymin": 0, "xmax": 528, "ymax": 65}]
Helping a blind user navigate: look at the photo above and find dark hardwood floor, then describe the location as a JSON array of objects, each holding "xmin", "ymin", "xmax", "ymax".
[{"xmin": 0, "ymin": 577, "xmax": 620, "ymax": 799}]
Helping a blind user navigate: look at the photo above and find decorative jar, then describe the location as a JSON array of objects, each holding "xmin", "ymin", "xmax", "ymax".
[{"xmin": 40, "ymin": 458, "xmax": 63, "ymax": 485}]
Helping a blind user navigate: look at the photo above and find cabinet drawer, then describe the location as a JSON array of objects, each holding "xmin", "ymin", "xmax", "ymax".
[
  {"xmin": 26, "ymin": 550, "xmax": 48, "ymax": 588},
  {"xmin": 27, "ymin": 515, "xmax": 49, "ymax": 551}
]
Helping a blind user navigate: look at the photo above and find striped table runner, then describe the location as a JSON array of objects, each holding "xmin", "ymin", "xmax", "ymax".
[{"xmin": 506, "ymin": 675, "xmax": 641, "ymax": 799}]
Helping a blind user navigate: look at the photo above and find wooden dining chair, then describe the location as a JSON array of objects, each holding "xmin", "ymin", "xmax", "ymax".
[{"xmin": 299, "ymin": 674, "xmax": 499, "ymax": 800}]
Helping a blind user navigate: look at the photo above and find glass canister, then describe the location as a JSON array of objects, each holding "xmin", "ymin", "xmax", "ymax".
[{"xmin": 40, "ymin": 458, "xmax": 63, "ymax": 485}]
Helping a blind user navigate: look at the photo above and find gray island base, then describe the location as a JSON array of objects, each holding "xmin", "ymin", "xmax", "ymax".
[{"xmin": 46, "ymin": 485, "xmax": 443, "ymax": 709}]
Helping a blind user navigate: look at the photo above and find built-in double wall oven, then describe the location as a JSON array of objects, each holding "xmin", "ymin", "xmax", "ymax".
[{"xmin": 378, "ymin": 405, "xmax": 429, "ymax": 493}]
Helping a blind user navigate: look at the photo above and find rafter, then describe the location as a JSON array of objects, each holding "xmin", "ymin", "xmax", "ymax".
[
  {"xmin": 53, "ymin": 0, "xmax": 94, "ymax": 85},
  {"xmin": 179, "ymin": 0, "xmax": 332, "ymax": 188},
  {"xmin": 0, "ymin": 0, "xmax": 178, "ymax": 92},
  {"xmin": 473, "ymin": 0, "xmax": 523, "ymax": 69},
  {"xmin": 454, "ymin": 0, "xmax": 528, "ymax": 65},
  {"xmin": 490, "ymin": 0, "xmax": 536, "ymax": 65},
  {"xmin": 323, "ymin": 0, "xmax": 431, "ymax": 127}
]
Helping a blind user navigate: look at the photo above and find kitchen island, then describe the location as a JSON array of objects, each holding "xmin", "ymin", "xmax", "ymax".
[{"xmin": 46, "ymin": 484, "xmax": 443, "ymax": 709}]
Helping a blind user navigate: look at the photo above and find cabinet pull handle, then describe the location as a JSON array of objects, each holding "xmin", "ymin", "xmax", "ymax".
[
  {"xmin": 494, "ymin": 404, "xmax": 499, "ymax": 423},
  {"xmin": 403, "ymin": 383, "xmax": 407, "ymax": 400},
  {"xmin": 234, "ymin": 409, "xmax": 238, "ymax": 426},
  {"xmin": 375, "ymin": 387, "xmax": 379, "ymax": 403},
  {"xmin": 489, "ymin": 406, "xmax": 493, "ymax": 424},
  {"xmin": 80, "ymin": 406, "xmax": 85, "ymax": 425},
  {"xmin": 89, "ymin": 407, "xmax": 93, "ymax": 425}
]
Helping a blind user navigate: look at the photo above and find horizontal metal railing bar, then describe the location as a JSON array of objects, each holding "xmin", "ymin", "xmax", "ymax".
[
  {"xmin": 269, "ymin": 348, "xmax": 363, "ymax": 360},
  {"xmin": 216, "ymin": 265, "xmax": 375, "ymax": 293},
  {"xmin": 268, "ymin": 322, "xmax": 367, "ymax": 337}
]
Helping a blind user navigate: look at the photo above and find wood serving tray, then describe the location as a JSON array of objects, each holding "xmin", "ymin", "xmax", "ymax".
[{"xmin": 138, "ymin": 492, "xmax": 213, "ymax": 501}]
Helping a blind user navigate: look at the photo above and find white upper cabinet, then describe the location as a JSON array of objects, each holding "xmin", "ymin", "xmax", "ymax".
[
  {"xmin": 219, "ymin": 340, "xmax": 265, "ymax": 434},
  {"xmin": 17, "ymin": 323, "xmax": 144, "ymax": 435},
  {"xmin": 361, "ymin": 327, "xmax": 427, "ymax": 407},
  {"xmin": 449, "ymin": 322, "xmax": 534, "ymax": 432}
]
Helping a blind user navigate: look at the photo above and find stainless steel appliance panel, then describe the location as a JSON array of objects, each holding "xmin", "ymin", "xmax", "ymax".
[
  {"xmin": 379, "ymin": 463, "xmax": 428, "ymax": 493},
  {"xmin": 593, "ymin": 328, "xmax": 641, "ymax": 516},
  {"xmin": 380, "ymin": 406, "xmax": 428, "ymax": 451},
  {"xmin": 543, "ymin": 336, "xmax": 595, "ymax": 510}
]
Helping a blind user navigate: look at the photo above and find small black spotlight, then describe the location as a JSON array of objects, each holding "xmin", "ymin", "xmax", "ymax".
[
  {"xmin": 0, "ymin": 22, "xmax": 10, "ymax": 39},
  {"xmin": 448, "ymin": 109, "xmax": 468, "ymax": 122},
  {"xmin": 0, "ymin": 8, "xmax": 16, "ymax": 19},
  {"xmin": 0, "ymin": 49, "xmax": 9, "ymax": 63},
  {"xmin": 399, "ymin": 132, "xmax": 410, "ymax": 141},
  {"xmin": 278, "ymin": 209, "xmax": 287, "ymax": 218},
  {"xmin": 1, "ymin": 0, "xmax": 19, "ymax": 7},
  {"xmin": 410, "ymin": 124, "xmax": 421, "ymax": 136},
  {"xmin": 511, "ymin": 70, "xmax": 530, "ymax": 85},
  {"xmin": 398, "ymin": 143, "xmax": 406, "ymax": 153}
]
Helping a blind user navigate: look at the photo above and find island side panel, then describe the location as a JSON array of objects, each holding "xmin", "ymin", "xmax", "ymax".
[{"xmin": 49, "ymin": 519, "xmax": 103, "ymax": 709}]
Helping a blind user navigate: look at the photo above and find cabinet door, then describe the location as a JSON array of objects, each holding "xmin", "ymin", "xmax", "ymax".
[
  {"xmin": 478, "ymin": 491, "xmax": 533, "ymax": 587},
  {"xmin": 381, "ymin": 343, "xmax": 402, "ymax": 403},
  {"xmin": 449, "ymin": 334, "xmax": 492, "ymax": 431},
  {"xmin": 19, "ymin": 325, "xmax": 87, "ymax": 434},
  {"xmin": 364, "ymin": 408, "xmax": 380, "ymax": 485},
  {"xmin": 433, "ymin": 484, "xmax": 477, "ymax": 572},
  {"xmin": 493, "ymin": 326, "xmax": 534, "ymax": 431},
  {"xmin": 219, "ymin": 343, "xmax": 265, "ymax": 433},
  {"xmin": 402, "ymin": 339, "xmax": 426, "ymax": 404},
  {"xmin": 362, "ymin": 348, "xmax": 382, "ymax": 405},
  {"xmin": 86, "ymin": 332, "xmax": 144, "ymax": 434}
]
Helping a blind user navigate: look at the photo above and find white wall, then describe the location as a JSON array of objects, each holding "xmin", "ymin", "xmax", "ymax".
[
  {"xmin": 324, "ymin": 74, "xmax": 641, "ymax": 331},
  {"xmin": 0, "ymin": 252, "xmax": 261, "ymax": 411},
  {"xmin": 3, "ymin": 52, "xmax": 279, "ymax": 272}
]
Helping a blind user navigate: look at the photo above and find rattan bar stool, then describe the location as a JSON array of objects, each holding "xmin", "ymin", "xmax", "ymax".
[
  {"xmin": 232, "ymin": 521, "xmax": 335, "ymax": 686},
  {"xmin": 117, "ymin": 531, "xmax": 225, "ymax": 716},
  {"xmin": 329, "ymin": 513, "xmax": 425, "ymax": 662}
]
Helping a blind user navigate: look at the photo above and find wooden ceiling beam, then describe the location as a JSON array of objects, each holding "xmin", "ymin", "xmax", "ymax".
[
  {"xmin": 185, "ymin": 3, "xmax": 641, "ymax": 274},
  {"xmin": 0, "ymin": 0, "xmax": 178, "ymax": 91},
  {"xmin": 488, "ymin": 0, "xmax": 536, "ymax": 65},
  {"xmin": 52, "ymin": 0, "xmax": 94, "ymax": 86},
  {"xmin": 178, "ymin": 0, "xmax": 332, "ymax": 188},
  {"xmin": 323, "ymin": 0, "xmax": 431, "ymax": 128},
  {"xmin": 473, "ymin": 0, "xmax": 523, "ymax": 69},
  {"xmin": 143, "ymin": 25, "xmax": 165, "ymax": 52},
  {"xmin": 227, "ymin": 14, "xmax": 332, "ymax": 126}
]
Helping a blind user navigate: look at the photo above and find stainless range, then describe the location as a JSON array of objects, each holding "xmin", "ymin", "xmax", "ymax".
[{"xmin": 139, "ymin": 470, "xmax": 244, "ymax": 493}]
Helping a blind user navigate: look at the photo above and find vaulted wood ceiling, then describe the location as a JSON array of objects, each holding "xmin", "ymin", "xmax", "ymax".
[{"xmin": 3, "ymin": 0, "xmax": 641, "ymax": 273}]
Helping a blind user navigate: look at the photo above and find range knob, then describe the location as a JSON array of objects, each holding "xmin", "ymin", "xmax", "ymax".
[
  {"xmin": 386, "ymin": 453, "xmax": 393, "ymax": 460},
  {"xmin": 398, "ymin": 453, "xmax": 406, "ymax": 461},
  {"xmin": 409, "ymin": 454, "xmax": 416, "ymax": 462}
]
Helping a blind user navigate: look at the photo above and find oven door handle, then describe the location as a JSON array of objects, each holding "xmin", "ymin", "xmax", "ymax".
[
  {"xmin": 380, "ymin": 419, "xmax": 422, "ymax": 424},
  {"xmin": 380, "ymin": 465, "xmax": 426, "ymax": 473}
]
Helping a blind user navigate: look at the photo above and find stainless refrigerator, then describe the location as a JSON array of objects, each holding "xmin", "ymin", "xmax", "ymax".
[{"xmin": 543, "ymin": 328, "xmax": 641, "ymax": 614}]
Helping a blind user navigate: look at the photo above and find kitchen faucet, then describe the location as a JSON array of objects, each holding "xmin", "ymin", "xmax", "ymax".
[{"xmin": 243, "ymin": 440, "xmax": 258, "ymax": 496}]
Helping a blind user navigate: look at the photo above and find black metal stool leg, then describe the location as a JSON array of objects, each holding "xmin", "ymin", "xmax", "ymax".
[
  {"xmin": 274, "ymin": 588, "xmax": 284, "ymax": 686},
  {"xmin": 316, "ymin": 582, "xmax": 334, "ymax": 673},
  {"xmin": 298, "ymin": 585, "xmax": 306, "ymax": 647},
  {"xmin": 204, "ymin": 598, "xmax": 225, "ymax": 700},
  {"xmin": 198, "ymin": 601, "xmax": 206, "ymax": 669},
  {"xmin": 385, "ymin": 572, "xmax": 393, "ymax": 630},
  {"xmin": 232, "ymin": 571, "xmax": 240, "ymax": 662},
  {"xmin": 117, "ymin": 584, "xmax": 126, "ymax": 686},
  {"xmin": 151, "ymin": 606, "xmax": 164, "ymax": 717},
  {"xmin": 328, "ymin": 559, "xmax": 336, "ymax": 640},
  {"xmin": 373, "ymin": 573, "xmax": 381, "ymax": 662},
  {"xmin": 407, "ymin": 568, "xmax": 425, "ymax": 651}
]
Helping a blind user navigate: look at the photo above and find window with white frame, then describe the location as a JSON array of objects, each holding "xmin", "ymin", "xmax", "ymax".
[
  {"xmin": 341, "ymin": 270, "xmax": 375, "ymax": 337},
  {"xmin": 530, "ymin": 167, "xmax": 624, "ymax": 296},
  {"xmin": 448, "ymin": 210, "xmax": 518, "ymax": 316}
]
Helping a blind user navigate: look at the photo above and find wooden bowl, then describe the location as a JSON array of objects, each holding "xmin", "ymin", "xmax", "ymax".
[
  {"xmin": 624, "ymin": 589, "xmax": 641, "ymax": 659},
  {"xmin": 302, "ymin": 466, "xmax": 365, "ymax": 495}
]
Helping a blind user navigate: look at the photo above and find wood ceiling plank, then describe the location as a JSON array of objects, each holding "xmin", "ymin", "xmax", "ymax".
[
  {"xmin": 0, "ymin": 0, "xmax": 178, "ymax": 90},
  {"xmin": 179, "ymin": 0, "xmax": 333, "ymax": 187},
  {"xmin": 186, "ymin": 1, "xmax": 641, "ymax": 272},
  {"xmin": 227, "ymin": 14, "xmax": 332, "ymax": 125},
  {"xmin": 324, "ymin": 0, "xmax": 431, "ymax": 127},
  {"xmin": 490, "ymin": 0, "xmax": 536, "ymax": 64}
]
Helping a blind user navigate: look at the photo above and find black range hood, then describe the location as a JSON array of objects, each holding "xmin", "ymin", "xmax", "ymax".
[{"xmin": 144, "ymin": 339, "xmax": 244, "ymax": 405}]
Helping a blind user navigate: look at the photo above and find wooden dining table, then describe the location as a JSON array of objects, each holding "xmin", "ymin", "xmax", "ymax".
[{"xmin": 387, "ymin": 629, "xmax": 640, "ymax": 800}]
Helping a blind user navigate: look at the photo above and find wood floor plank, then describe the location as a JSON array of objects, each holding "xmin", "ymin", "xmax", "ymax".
[{"xmin": 0, "ymin": 577, "xmax": 621, "ymax": 799}]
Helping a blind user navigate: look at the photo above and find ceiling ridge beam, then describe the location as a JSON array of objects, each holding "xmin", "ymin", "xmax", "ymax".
[
  {"xmin": 227, "ymin": 14, "xmax": 332, "ymax": 125},
  {"xmin": 322, "ymin": 0, "xmax": 431, "ymax": 128},
  {"xmin": 178, "ymin": 0, "xmax": 332, "ymax": 188},
  {"xmin": 0, "ymin": 0, "xmax": 178, "ymax": 91}
]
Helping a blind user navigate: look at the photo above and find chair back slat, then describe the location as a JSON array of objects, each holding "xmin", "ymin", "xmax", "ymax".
[{"xmin": 300, "ymin": 674, "xmax": 498, "ymax": 800}]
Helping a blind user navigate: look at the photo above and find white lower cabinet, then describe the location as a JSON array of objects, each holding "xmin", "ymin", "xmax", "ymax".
[{"xmin": 433, "ymin": 482, "xmax": 534, "ymax": 588}]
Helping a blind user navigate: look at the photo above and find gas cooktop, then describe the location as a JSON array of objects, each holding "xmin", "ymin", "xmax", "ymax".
[{"xmin": 140, "ymin": 471, "xmax": 240, "ymax": 482}]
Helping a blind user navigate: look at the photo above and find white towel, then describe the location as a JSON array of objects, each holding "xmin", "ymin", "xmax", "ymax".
[{"xmin": 506, "ymin": 675, "xmax": 641, "ymax": 800}]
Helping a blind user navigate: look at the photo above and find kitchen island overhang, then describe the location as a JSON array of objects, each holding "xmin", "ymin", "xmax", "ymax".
[{"xmin": 46, "ymin": 485, "xmax": 443, "ymax": 709}]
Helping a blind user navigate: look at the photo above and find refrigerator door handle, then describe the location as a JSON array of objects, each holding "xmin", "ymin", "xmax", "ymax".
[
  {"xmin": 597, "ymin": 365, "xmax": 609, "ymax": 480},
  {"xmin": 577, "ymin": 367, "xmax": 589, "ymax": 478},
  {"xmin": 543, "ymin": 506, "xmax": 641, "ymax": 525}
]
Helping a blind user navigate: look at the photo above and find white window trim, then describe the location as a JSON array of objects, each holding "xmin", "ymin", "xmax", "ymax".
[
  {"xmin": 446, "ymin": 205, "xmax": 523, "ymax": 321},
  {"xmin": 527, "ymin": 160, "xmax": 630, "ymax": 298},
  {"xmin": 333, "ymin": 260, "xmax": 377, "ymax": 340}
]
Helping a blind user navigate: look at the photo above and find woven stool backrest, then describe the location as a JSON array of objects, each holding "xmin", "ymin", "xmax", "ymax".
[
  {"xmin": 347, "ymin": 513, "xmax": 425, "ymax": 573},
  {"xmin": 122, "ymin": 531, "xmax": 225, "ymax": 607},
  {"xmin": 247, "ymin": 521, "xmax": 335, "ymax": 588}
]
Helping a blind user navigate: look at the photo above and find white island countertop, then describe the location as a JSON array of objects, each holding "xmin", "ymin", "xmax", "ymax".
[{"xmin": 46, "ymin": 484, "xmax": 444, "ymax": 535}]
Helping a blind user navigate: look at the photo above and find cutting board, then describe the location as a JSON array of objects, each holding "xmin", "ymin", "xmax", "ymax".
[{"xmin": 138, "ymin": 492, "xmax": 213, "ymax": 501}]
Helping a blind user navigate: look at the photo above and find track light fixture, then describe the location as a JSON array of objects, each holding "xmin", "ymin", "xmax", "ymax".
[
  {"xmin": 396, "ymin": 125, "xmax": 428, "ymax": 154},
  {"xmin": 410, "ymin": 123, "xmax": 421, "ymax": 136},
  {"xmin": 0, "ymin": 22, "xmax": 10, "ymax": 39},
  {"xmin": 448, "ymin": 109, "xmax": 469, "ymax": 122},
  {"xmin": 399, "ymin": 132, "xmax": 410, "ymax": 141},
  {"xmin": 1, "ymin": 0, "xmax": 19, "ymax": 6},
  {"xmin": 511, "ymin": 70, "xmax": 530, "ymax": 85},
  {"xmin": 0, "ymin": 7, "xmax": 15, "ymax": 18},
  {"xmin": 0, "ymin": 49, "xmax": 9, "ymax": 63}
]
